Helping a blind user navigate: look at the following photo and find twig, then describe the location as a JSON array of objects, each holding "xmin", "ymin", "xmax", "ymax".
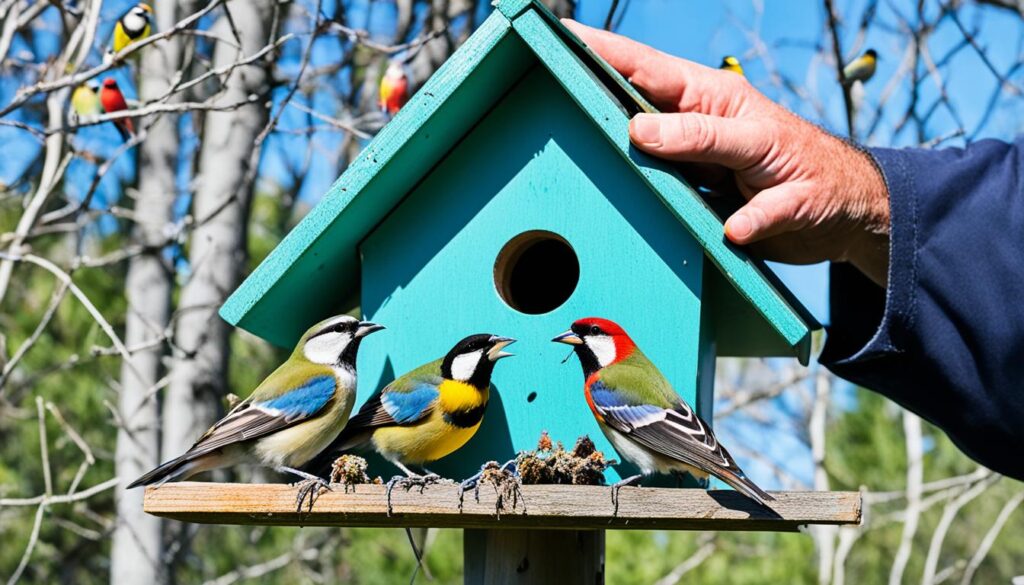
[
  {"xmin": 921, "ymin": 473, "xmax": 1002, "ymax": 585},
  {"xmin": 200, "ymin": 547, "xmax": 318, "ymax": 585},
  {"xmin": 36, "ymin": 397, "xmax": 53, "ymax": 497},
  {"xmin": 0, "ymin": 253, "xmax": 137, "ymax": 374},
  {"xmin": 603, "ymin": 0, "xmax": 620, "ymax": 30},
  {"xmin": 823, "ymin": 0, "xmax": 856, "ymax": 137},
  {"xmin": 947, "ymin": 6, "xmax": 1022, "ymax": 96},
  {"xmin": 327, "ymin": 22, "xmax": 446, "ymax": 56},
  {"xmin": 959, "ymin": 490, "xmax": 1024, "ymax": 585},
  {"xmin": 0, "ymin": 280, "xmax": 69, "ymax": 393},
  {"xmin": 653, "ymin": 535, "xmax": 716, "ymax": 585},
  {"xmin": 288, "ymin": 102, "xmax": 371, "ymax": 139},
  {"xmin": 0, "ymin": 477, "xmax": 119, "ymax": 507},
  {"xmin": 888, "ymin": 411, "xmax": 922, "ymax": 585},
  {"xmin": 58, "ymin": 95, "xmax": 262, "ymax": 134},
  {"xmin": 6, "ymin": 503, "xmax": 46, "ymax": 585},
  {"xmin": 0, "ymin": 0, "xmax": 225, "ymax": 116}
]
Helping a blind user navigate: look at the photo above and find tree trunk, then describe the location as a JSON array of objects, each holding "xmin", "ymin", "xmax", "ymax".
[
  {"xmin": 110, "ymin": 0, "xmax": 184, "ymax": 582},
  {"xmin": 162, "ymin": 0, "xmax": 274, "ymax": 458}
]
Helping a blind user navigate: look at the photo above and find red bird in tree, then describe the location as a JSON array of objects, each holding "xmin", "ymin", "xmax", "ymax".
[
  {"xmin": 99, "ymin": 78, "xmax": 134, "ymax": 140},
  {"xmin": 378, "ymin": 61, "xmax": 409, "ymax": 116}
]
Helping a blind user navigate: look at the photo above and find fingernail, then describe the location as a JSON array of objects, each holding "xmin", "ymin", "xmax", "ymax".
[
  {"xmin": 726, "ymin": 213, "xmax": 753, "ymax": 241},
  {"xmin": 630, "ymin": 115, "xmax": 661, "ymax": 147}
]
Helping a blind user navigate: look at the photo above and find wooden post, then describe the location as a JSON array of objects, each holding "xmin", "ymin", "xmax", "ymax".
[{"xmin": 464, "ymin": 529, "xmax": 604, "ymax": 584}]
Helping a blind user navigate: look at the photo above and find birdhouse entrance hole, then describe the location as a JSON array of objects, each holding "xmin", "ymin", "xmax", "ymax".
[{"xmin": 494, "ymin": 230, "xmax": 579, "ymax": 314}]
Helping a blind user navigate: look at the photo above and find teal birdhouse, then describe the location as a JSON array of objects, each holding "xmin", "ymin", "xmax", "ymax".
[{"xmin": 220, "ymin": 0, "xmax": 819, "ymax": 482}]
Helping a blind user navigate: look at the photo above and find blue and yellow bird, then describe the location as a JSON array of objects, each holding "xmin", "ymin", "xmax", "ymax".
[
  {"xmin": 554, "ymin": 318, "xmax": 774, "ymax": 513},
  {"xmin": 128, "ymin": 315, "xmax": 383, "ymax": 509},
  {"xmin": 305, "ymin": 333, "xmax": 515, "ymax": 484}
]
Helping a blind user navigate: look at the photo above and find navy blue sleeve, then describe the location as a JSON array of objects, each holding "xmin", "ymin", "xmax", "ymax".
[{"xmin": 821, "ymin": 138, "xmax": 1024, "ymax": 481}]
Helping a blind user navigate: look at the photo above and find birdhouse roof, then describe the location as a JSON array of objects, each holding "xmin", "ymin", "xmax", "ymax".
[{"xmin": 220, "ymin": 0, "xmax": 820, "ymax": 363}]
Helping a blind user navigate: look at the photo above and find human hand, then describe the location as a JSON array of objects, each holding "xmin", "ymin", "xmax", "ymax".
[{"xmin": 563, "ymin": 20, "xmax": 891, "ymax": 286}]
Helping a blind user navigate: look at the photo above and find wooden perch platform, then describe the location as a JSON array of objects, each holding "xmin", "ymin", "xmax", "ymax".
[{"xmin": 144, "ymin": 483, "xmax": 861, "ymax": 532}]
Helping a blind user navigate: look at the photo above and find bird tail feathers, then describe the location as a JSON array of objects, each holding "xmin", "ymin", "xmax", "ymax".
[
  {"xmin": 126, "ymin": 455, "xmax": 196, "ymax": 489},
  {"xmin": 717, "ymin": 469, "xmax": 776, "ymax": 509}
]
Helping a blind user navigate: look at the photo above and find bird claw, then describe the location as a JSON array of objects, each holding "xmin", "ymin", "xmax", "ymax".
[
  {"xmin": 610, "ymin": 474, "xmax": 643, "ymax": 518},
  {"xmin": 294, "ymin": 477, "xmax": 332, "ymax": 514},
  {"xmin": 385, "ymin": 473, "xmax": 452, "ymax": 516},
  {"xmin": 457, "ymin": 459, "xmax": 524, "ymax": 517}
]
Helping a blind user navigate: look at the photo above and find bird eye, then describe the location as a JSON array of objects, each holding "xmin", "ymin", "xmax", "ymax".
[{"xmin": 590, "ymin": 325, "xmax": 600, "ymax": 335}]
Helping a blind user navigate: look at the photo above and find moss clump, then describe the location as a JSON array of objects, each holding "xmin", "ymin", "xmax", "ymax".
[
  {"xmin": 329, "ymin": 455, "xmax": 382, "ymax": 490},
  {"xmin": 516, "ymin": 432, "xmax": 616, "ymax": 485}
]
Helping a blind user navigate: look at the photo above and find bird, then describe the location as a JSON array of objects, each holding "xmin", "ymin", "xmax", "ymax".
[
  {"xmin": 70, "ymin": 82, "xmax": 103, "ymax": 120},
  {"xmin": 304, "ymin": 333, "xmax": 515, "ymax": 495},
  {"xmin": 99, "ymin": 78, "xmax": 134, "ymax": 140},
  {"xmin": 842, "ymin": 49, "xmax": 877, "ymax": 85},
  {"xmin": 553, "ymin": 317, "xmax": 775, "ymax": 513},
  {"xmin": 719, "ymin": 55, "xmax": 745, "ymax": 77},
  {"xmin": 111, "ymin": 3, "xmax": 152, "ymax": 54},
  {"xmin": 128, "ymin": 315, "xmax": 384, "ymax": 511},
  {"xmin": 378, "ymin": 61, "xmax": 409, "ymax": 116}
]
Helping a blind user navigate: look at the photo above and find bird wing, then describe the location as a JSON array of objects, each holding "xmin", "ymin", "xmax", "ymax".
[
  {"xmin": 301, "ymin": 361, "xmax": 443, "ymax": 478},
  {"xmin": 591, "ymin": 361, "xmax": 774, "ymax": 504},
  {"xmin": 184, "ymin": 374, "xmax": 337, "ymax": 458},
  {"xmin": 590, "ymin": 379, "xmax": 737, "ymax": 472},
  {"xmin": 347, "ymin": 364, "xmax": 442, "ymax": 431}
]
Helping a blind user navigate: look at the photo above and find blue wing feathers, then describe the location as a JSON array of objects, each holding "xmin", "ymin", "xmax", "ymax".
[
  {"xmin": 383, "ymin": 384, "xmax": 439, "ymax": 424},
  {"xmin": 258, "ymin": 375, "xmax": 336, "ymax": 417},
  {"xmin": 589, "ymin": 382, "xmax": 630, "ymax": 406},
  {"xmin": 590, "ymin": 381, "xmax": 665, "ymax": 428}
]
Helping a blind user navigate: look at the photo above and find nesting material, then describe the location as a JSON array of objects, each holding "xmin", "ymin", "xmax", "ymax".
[
  {"xmin": 516, "ymin": 431, "xmax": 616, "ymax": 486},
  {"xmin": 459, "ymin": 460, "xmax": 524, "ymax": 517},
  {"xmin": 329, "ymin": 455, "xmax": 382, "ymax": 491}
]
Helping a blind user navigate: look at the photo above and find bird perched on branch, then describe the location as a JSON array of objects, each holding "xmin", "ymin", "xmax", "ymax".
[
  {"xmin": 111, "ymin": 3, "xmax": 152, "ymax": 54},
  {"xmin": 378, "ymin": 61, "xmax": 409, "ymax": 116},
  {"xmin": 70, "ymin": 82, "xmax": 103, "ymax": 121},
  {"xmin": 842, "ymin": 49, "xmax": 877, "ymax": 85},
  {"xmin": 99, "ymin": 78, "xmax": 134, "ymax": 140},
  {"xmin": 719, "ymin": 55, "xmax": 745, "ymax": 77},
  {"xmin": 305, "ymin": 334, "xmax": 515, "ymax": 502},
  {"xmin": 554, "ymin": 318, "xmax": 775, "ymax": 514},
  {"xmin": 128, "ymin": 315, "xmax": 384, "ymax": 511}
]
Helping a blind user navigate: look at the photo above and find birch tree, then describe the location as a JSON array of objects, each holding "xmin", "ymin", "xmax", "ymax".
[
  {"xmin": 110, "ymin": 0, "xmax": 189, "ymax": 581},
  {"xmin": 163, "ymin": 0, "xmax": 278, "ymax": 458}
]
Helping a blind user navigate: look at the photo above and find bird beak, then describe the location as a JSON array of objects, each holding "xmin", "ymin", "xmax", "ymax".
[
  {"xmin": 551, "ymin": 330, "xmax": 582, "ymax": 345},
  {"xmin": 487, "ymin": 336, "xmax": 516, "ymax": 361},
  {"xmin": 355, "ymin": 321, "xmax": 385, "ymax": 338}
]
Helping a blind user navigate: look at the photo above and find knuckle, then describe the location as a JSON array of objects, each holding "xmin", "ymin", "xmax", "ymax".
[{"xmin": 679, "ymin": 115, "xmax": 715, "ymax": 152}]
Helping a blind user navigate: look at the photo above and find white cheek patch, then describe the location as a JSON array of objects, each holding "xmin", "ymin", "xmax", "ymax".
[
  {"xmin": 303, "ymin": 332, "xmax": 351, "ymax": 364},
  {"xmin": 124, "ymin": 11, "xmax": 147, "ymax": 31},
  {"xmin": 587, "ymin": 335, "xmax": 616, "ymax": 368},
  {"xmin": 450, "ymin": 350, "xmax": 483, "ymax": 381}
]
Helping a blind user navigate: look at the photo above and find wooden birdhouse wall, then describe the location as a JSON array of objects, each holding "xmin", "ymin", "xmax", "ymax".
[{"xmin": 357, "ymin": 66, "xmax": 709, "ymax": 481}]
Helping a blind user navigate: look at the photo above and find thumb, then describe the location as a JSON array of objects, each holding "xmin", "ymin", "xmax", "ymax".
[
  {"xmin": 629, "ymin": 112, "xmax": 771, "ymax": 169},
  {"xmin": 724, "ymin": 186, "xmax": 809, "ymax": 245}
]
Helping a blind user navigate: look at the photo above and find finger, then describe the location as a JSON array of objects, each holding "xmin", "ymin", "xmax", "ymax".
[
  {"xmin": 562, "ymin": 19, "xmax": 739, "ymax": 114},
  {"xmin": 724, "ymin": 186, "xmax": 810, "ymax": 245},
  {"xmin": 629, "ymin": 113, "xmax": 772, "ymax": 170}
]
